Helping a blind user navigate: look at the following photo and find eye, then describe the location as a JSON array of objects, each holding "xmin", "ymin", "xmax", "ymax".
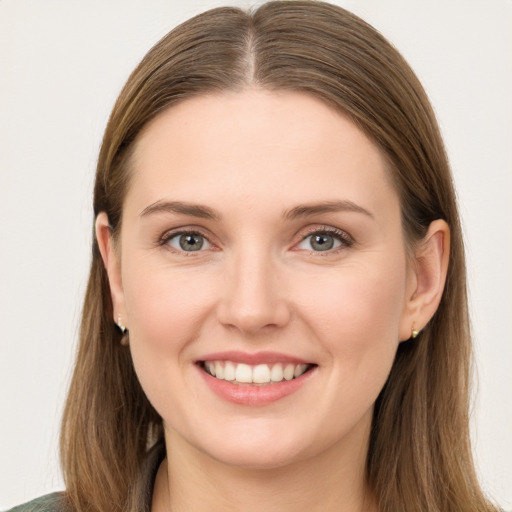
[
  {"xmin": 296, "ymin": 229, "xmax": 351, "ymax": 252},
  {"xmin": 165, "ymin": 232, "xmax": 211, "ymax": 252}
]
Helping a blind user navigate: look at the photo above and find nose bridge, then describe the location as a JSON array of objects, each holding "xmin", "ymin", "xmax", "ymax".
[{"xmin": 218, "ymin": 242, "xmax": 290, "ymax": 334}]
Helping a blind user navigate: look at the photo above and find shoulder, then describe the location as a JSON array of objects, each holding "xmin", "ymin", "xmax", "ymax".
[{"xmin": 5, "ymin": 492, "xmax": 67, "ymax": 512}]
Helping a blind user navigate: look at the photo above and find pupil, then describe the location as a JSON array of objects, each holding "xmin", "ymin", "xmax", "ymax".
[
  {"xmin": 311, "ymin": 234, "xmax": 334, "ymax": 251},
  {"xmin": 179, "ymin": 234, "xmax": 204, "ymax": 251}
]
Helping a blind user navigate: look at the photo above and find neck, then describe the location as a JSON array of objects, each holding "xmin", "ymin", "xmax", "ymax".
[{"xmin": 152, "ymin": 417, "xmax": 377, "ymax": 512}]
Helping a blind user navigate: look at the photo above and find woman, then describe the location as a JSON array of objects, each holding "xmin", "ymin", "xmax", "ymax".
[{"xmin": 6, "ymin": 1, "xmax": 502, "ymax": 511}]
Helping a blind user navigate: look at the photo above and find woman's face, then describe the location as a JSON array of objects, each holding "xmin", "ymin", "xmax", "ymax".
[{"xmin": 109, "ymin": 89, "xmax": 417, "ymax": 469}]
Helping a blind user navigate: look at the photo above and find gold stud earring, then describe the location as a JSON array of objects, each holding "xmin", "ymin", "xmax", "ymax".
[{"xmin": 411, "ymin": 327, "xmax": 420, "ymax": 339}]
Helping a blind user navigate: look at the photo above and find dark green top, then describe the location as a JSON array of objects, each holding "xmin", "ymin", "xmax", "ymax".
[
  {"xmin": 5, "ymin": 440, "xmax": 166, "ymax": 512},
  {"xmin": 6, "ymin": 493, "xmax": 66, "ymax": 512}
]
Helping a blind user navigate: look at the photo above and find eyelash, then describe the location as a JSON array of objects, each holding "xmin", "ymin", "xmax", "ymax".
[{"xmin": 158, "ymin": 225, "xmax": 354, "ymax": 255}]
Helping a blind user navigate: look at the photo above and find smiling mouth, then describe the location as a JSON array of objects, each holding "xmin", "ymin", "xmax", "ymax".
[{"xmin": 199, "ymin": 361, "xmax": 315, "ymax": 385}]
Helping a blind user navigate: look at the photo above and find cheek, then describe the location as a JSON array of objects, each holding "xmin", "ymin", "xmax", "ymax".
[
  {"xmin": 294, "ymin": 257, "xmax": 407, "ymax": 369},
  {"xmin": 291, "ymin": 259, "xmax": 407, "ymax": 432},
  {"xmin": 122, "ymin": 261, "xmax": 218, "ymax": 352},
  {"xmin": 121, "ymin": 262, "xmax": 220, "ymax": 419}
]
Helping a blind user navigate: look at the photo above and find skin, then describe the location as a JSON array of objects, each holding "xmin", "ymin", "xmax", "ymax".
[{"xmin": 96, "ymin": 89, "xmax": 449, "ymax": 512}]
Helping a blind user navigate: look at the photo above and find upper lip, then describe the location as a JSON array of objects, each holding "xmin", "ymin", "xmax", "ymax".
[{"xmin": 197, "ymin": 350, "xmax": 312, "ymax": 365}]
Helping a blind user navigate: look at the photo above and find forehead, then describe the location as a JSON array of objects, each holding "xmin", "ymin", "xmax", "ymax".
[{"xmin": 126, "ymin": 89, "xmax": 398, "ymax": 222}]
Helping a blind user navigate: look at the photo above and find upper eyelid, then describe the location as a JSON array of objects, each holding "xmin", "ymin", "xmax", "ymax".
[
  {"xmin": 160, "ymin": 226, "xmax": 213, "ymax": 243},
  {"xmin": 297, "ymin": 225, "xmax": 353, "ymax": 243}
]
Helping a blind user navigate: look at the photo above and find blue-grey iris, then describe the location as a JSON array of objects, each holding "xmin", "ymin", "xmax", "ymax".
[
  {"xmin": 310, "ymin": 234, "xmax": 334, "ymax": 251},
  {"xmin": 179, "ymin": 234, "xmax": 204, "ymax": 251}
]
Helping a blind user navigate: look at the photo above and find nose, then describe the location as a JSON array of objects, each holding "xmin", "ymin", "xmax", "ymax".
[{"xmin": 216, "ymin": 249, "xmax": 291, "ymax": 336}]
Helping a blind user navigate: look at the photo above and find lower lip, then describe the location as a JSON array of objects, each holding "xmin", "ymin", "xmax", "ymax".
[{"xmin": 196, "ymin": 365, "xmax": 315, "ymax": 406}]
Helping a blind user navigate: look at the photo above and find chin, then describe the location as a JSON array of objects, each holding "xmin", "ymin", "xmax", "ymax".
[
  {"xmin": 204, "ymin": 439, "xmax": 309, "ymax": 471},
  {"xmin": 168, "ymin": 418, "xmax": 318, "ymax": 471}
]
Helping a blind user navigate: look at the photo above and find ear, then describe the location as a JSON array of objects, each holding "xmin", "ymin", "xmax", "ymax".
[
  {"xmin": 95, "ymin": 212, "xmax": 126, "ymax": 327},
  {"xmin": 399, "ymin": 219, "xmax": 450, "ymax": 341}
]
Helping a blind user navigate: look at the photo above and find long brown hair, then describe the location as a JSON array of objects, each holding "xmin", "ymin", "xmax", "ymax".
[{"xmin": 60, "ymin": 2, "xmax": 497, "ymax": 511}]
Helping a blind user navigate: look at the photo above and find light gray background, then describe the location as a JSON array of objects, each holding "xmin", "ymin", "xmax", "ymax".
[{"xmin": 1, "ymin": 0, "xmax": 511, "ymax": 509}]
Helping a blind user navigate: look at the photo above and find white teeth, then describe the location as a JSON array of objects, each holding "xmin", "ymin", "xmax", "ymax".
[
  {"xmin": 253, "ymin": 364, "xmax": 271, "ymax": 384},
  {"xmin": 235, "ymin": 363, "xmax": 253, "ymax": 383},
  {"xmin": 270, "ymin": 363, "xmax": 284, "ymax": 382},
  {"xmin": 294, "ymin": 364, "xmax": 307, "ymax": 378},
  {"xmin": 283, "ymin": 364, "xmax": 295, "ymax": 381},
  {"xmin": 224, "ymin": 361, "xmax": 236, "ymax": 381},
  {"xmin": 214, "ymin": 361, "xmax": 224, "ymax": 379},
  {"xmin": 204, "ymin": 360, "xmax": 311, "ymax": 384},
  {"xmin": 206, "ymin": 361, "xmax": 215, "ymax": 376}
]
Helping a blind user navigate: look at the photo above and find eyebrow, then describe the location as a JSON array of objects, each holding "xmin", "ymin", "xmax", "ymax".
[
  {"xmin": 283, "ymin": 200, "xmax": 374, "ymax": 220},
  {"xmin": 139, "ymin": 200, "xmax": 220, "ymax": 220},
  {"xmin": 139, "ymin": 199, "xmax": 373, "ymax": 221}
]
